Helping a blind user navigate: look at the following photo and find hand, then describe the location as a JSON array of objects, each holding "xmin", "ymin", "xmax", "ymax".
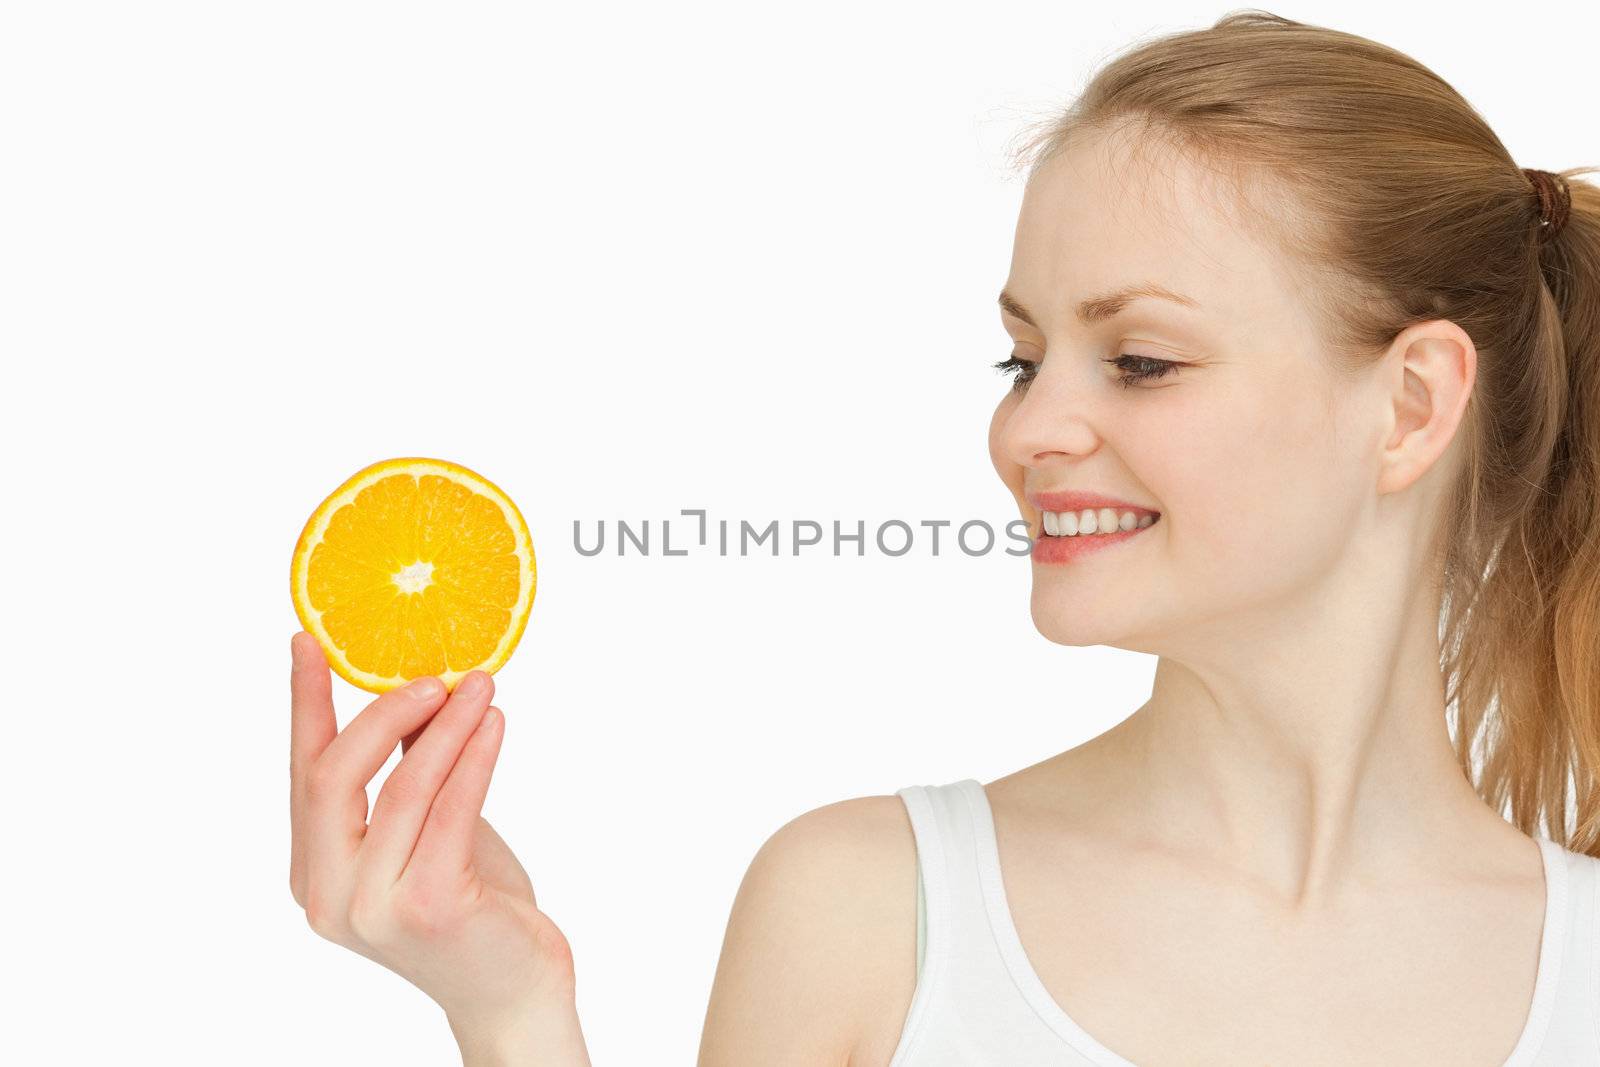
[{"xmin": 288, "ymin": 631, "xmax": 587, "ymax": 1058}]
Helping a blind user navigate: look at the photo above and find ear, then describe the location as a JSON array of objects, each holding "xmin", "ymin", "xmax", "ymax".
[{"xmin": 1376, "ymin": 319, "xmax": 1476, "ymax": 496}]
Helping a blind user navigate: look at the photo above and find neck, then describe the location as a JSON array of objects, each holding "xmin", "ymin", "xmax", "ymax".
[{"xmin": 1078, "ymin": 536, "xmax": 1529, "ymax": 901}]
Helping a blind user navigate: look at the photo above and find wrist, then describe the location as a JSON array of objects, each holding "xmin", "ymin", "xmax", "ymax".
[{"xmin": 449, "ymin": 998, "xmax": 591, "ymax": 1067}]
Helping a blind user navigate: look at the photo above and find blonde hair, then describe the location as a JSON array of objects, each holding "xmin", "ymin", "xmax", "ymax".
[{"xmin": 1009, "ymin": 10, "xmax": 1600, "ymax": 852}]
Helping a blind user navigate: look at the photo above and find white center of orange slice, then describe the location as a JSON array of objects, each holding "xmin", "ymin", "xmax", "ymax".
[{"xmin": 393, "ymin": 560, "xmax": 435, "ymax": 594}]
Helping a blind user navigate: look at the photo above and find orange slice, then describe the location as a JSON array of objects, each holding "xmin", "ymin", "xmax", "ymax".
[{"xmin": 290, "ymin": 457, "xmax": 536, "ymax": 693}]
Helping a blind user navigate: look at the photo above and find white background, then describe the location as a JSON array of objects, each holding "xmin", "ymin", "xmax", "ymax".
[{"xmin": 4, "ymin": 2, "xmax": 1595, "ymax": 1063}]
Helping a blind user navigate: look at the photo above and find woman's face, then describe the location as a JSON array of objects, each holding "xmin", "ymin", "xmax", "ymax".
[{"xmin": 989, "ymin": 130, "xmax": 1384, "ymax": 655}]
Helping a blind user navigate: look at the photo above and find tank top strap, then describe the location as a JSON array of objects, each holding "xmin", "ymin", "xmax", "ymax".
[
  {"xmin": 1531, "ymin": 842, "xmax": 1600, "ymax": 1062},
  {"xmin": 895, "ymin": 780, "xmax": 1001, "ymax": 990},
  {"xmin": 891, "ymin": 779, "xmax": 1087, "ymax": 1066},
  {"xmin": 898, "ymin": 777, "xmax": 1020, "ymax": 977},
  {"xmin": 896, "ymin": 780, "xmax": 962, "ymax": 987}
]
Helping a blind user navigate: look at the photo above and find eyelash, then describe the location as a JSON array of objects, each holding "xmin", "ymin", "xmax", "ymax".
[{"xmin": 990, "ymin": 352, "xmax": 1180, "ymax": 392}]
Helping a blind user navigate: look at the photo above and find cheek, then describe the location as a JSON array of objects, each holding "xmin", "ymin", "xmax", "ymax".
[{"xmin": 1147, "ymin": 384, "xmax": 1354, "ymax": 581}]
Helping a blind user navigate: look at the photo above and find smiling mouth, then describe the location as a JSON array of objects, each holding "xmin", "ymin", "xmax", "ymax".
[{"xmin": 1036, "ymin": 508, "xmax": 1160, "ymax": 538}]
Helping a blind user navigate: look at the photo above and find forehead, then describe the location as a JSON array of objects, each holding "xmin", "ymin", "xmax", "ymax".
[{"xmin": 1008, "ymin": 127, "xmax": 1296, "ymax": 334}]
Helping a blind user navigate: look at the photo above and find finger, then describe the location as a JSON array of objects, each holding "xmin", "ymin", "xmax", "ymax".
[
  {"xmin": 304, "ymin": 675, "xmax": 452, "ymax": 885},
  {"xmin": 290, "ymin": 631, "xmax": 336, "ymax": 905},
  {"xmin": 407, "ymin": 703, "xmax": 505, "ymax": 880},
  {"xmin": 291, "ymin": 632, "xmax": 336, "ymax": 784},
  {"xmin": 360, "ymin": 670, "xmax": 495, "ymax": 886}
]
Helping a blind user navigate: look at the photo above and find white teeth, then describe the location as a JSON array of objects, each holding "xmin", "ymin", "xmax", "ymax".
[{"xmin": 1039, "ymin": 509, "xmax": 1157, "ymax": 537}]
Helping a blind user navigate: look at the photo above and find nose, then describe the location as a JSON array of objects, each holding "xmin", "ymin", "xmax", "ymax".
[{"xmin": 995, "ymin": 360, "xmax": 1102, "ymax": 468}]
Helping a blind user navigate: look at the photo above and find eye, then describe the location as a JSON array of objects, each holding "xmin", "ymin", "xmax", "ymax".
[
  {"xmin": 992, "ymin": 351, "xmax": 1182, "ymax": 393},
  {"xmin": 992, "ymin": 352, "xmax": 1037, "ymax": 392},
  {"xmin": 1103, "ymin": 353, "xmax": 1180, "ymax": 389}
]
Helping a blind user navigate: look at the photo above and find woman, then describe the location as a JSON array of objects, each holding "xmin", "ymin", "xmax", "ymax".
[{"xmin": 287, "ymin": 11, "xmax": 1600, "ymax": 1065}]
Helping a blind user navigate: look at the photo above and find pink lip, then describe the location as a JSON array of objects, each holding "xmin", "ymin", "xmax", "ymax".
[
  {"xmin": 1031, "ymin": 522, "xmax": 1152, "ymax": 564},
  {"xmin": 1025, "ymin": 490, "xmax": 1160, "ymax": 517}
]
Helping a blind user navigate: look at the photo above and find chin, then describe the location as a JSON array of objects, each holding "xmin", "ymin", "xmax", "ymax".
[
  {"xmin": 1030, "ymin": 593, "xmax": 1121, "ymax": 648},
  {"xmin": 1028, "ymin": 578, "xmax": 1175, "ymax": 654}
]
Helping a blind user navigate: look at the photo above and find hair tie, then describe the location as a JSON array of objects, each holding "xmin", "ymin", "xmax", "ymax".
[{"xmin": 1522, "ymin": 168, "xmax": 1571, "ymax": 245}]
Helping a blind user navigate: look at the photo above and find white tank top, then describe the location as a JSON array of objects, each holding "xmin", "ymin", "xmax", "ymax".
[{"xmin": 888, "ymin": 778, "xmax": 1600, "ymax": 1066}]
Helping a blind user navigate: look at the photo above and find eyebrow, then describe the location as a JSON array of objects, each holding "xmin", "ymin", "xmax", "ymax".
[{"xmin": 999, "ymin": 284, "xmax": 1201, "ymax": 327}]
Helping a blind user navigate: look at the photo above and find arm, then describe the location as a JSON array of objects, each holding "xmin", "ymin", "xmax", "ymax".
[
  {"xmin": 450, "ymin": 995, "xmax": 590, "ymax": 1067},
  {"xmin": 697, "ymin": 795, "xmax": 918, "ymax": 1067}
]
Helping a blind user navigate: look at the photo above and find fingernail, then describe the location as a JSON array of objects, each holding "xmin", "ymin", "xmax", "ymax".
[
  {"xmin": 290, "ymin": 633, "xmax": 304, "ymax": 667},
  {"xmin": 406, "ymin": 676, "xmax": 443, "ymax": 700},
  {"xmin": 457, "ymin": 671, "xmax": 486, "ymax": 698}
]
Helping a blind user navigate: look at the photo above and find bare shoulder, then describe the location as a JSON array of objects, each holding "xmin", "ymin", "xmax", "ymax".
[{"xmin": 697, "ymin": 791, "xmax": 919, "ymax": 1067}]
